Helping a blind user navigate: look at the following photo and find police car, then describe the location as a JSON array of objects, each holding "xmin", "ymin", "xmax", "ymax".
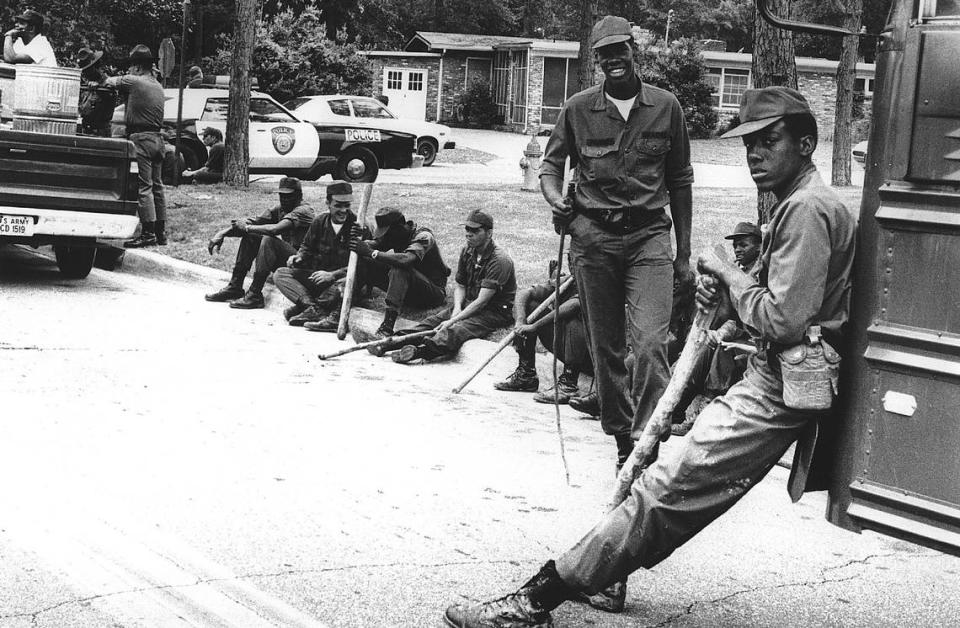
[
  {"xmin": 284, "ymin": 95, "xmax": 455, "ymax": 166},
  {"xmin": 114, "ymin": 87, "xmax": 417, "ymax": 183}
]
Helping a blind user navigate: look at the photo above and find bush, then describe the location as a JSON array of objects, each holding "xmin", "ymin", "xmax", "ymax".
[
  {"xmin": 636, "ymin": 39, "xmax": 719, "ymax": 139},
  {"xmin": 456, "ymin": 80, "xmax": 501, "ymax": 128},
  {"xmin": 206, "ymin": 8, "xmax": 371, "ymax": 103}
]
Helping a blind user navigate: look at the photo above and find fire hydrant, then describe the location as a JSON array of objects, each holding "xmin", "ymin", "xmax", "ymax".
[{"xmin": 519, "ymin": 134, "xmax": 542, "ymax": 191}]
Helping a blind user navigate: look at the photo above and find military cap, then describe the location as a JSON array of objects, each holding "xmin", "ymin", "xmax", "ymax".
[
  {"xmin": 720, "ymin": 87, "xmax": 813, "ymax": 139},
  {"xmin": 464, "ymin": 209, "xmax": 493, "ymax": 230},
  {"xmin": 77, "ymin": 48, "xmax": 104, "ymax": 71},
  {"xmin": 14, "ymin": 9, "xmax": 43, "ymax": 30},
  {"xmin": 128, "ymin": 44, "xmax": 154, "ymax": 65},
  {"xmin": 278, "ymin": 176, "xmax": 301, "ymax": 194},
  {"xmin": 326, "ymin": 180, "xmax": 353, "ymax": 198},
  {"xmin": 373, "ymin": 207, "xmax": 406, "ymax": 238},
  {"xmin": 724, "ymin": 221, "xmax": 762, "ymax": 240},
  {"xmin": 591, "ymin": 15, "xmax": 633, "ymax": 49}
]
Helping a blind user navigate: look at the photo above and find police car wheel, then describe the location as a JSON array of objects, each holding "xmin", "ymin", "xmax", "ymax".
[
  {"xmin": 336, "ymin": 147, "xmax": 379, "ymax": 183},
  {"xmin": 417, "ymin": 139, "xmax": 438, "ymax": 167}
]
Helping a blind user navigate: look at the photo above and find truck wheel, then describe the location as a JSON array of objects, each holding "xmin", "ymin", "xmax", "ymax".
[
  {"xmin": 417, "ymin": 138, "xmax": 438, "ymax": 166},
  {"xmin": 335, "ymin": 147, "xmax": 379, "ymax": 183},
  {"xmin": 54, "ymin": 245, "xmax": 97, "ymax": 279}
]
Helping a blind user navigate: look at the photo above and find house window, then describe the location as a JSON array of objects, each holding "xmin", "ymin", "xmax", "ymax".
[
  {"xmin": 705, "ymin": 67, "xmax": 751, "ymax": 108},
  {"xmin": 386, "ymin": 71, "xmax": 402, "ymax": 91},
  {"xmin": 407, "ymin": 71, "xmax": 424, "ymax": 91},
  {"xmin": 510, "ymin": 50, "xmax": 528, "ymax": 125},
  {"xmin": 540, "ymin": 57, "xmax": 581, "ymax": 126},
  {"xmin": 854, "ymin": 77, "xmax": 875, "ymax": 97},
  {"xmin": 492, "ymin": 50, "xmax": 510, "ymax": 119},
  {"xmin": 465, "ymin": 57, "xmax": 492, "ymax": 88}
]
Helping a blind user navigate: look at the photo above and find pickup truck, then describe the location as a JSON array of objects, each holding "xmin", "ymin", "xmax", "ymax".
[{"xmin": 0, "ymin": 129, "xmax": 139, "ymax": 278}]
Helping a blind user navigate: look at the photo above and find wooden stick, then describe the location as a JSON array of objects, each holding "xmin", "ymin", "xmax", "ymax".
[
  {"xmin": 318, "ymin": 329, "xmax": 437, "ymax": 360},
  {"xmin": 451, "ymin": 275, "xmax": 575, "ymax": 394},
  {"xmin": 337, "ymin": 183, "xmax": 373, "ymax": 340},
  {"xmin": 608, "ymin": 288, "xmax": 719, "ymax": 511}
]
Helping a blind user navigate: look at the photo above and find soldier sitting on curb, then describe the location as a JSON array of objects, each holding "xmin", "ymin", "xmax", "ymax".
[
  {"xmin": 381, "ymin": 210, "xmax": 515, "ymax": 364},
  {"xmin": 273, "ymin": 181, "xmax": 370, "ymax": 329},
  {"xmin": 204, "ymin": 177, "xmax": 314, "ymax": 309},
  {"xmin": 494, "ymin": 259, "xmax": 593, "ymax": 404},
  {"xmin": 347, "ymin": 206, "xmax": 451, "ymax": 340}
]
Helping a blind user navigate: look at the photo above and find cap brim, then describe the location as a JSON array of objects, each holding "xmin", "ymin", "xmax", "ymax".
[
  {"xmin": 80, "ymin": 51, "xmax": 103, "ymax": 70},
  {"xmin": 719, "ymin": 115, "xmax": 784, "ymax": 139},
  {"xmin": 591, "ymin": 34, "xmax": 632, "ymax": 49},
  {"xmin": 463, "ymin": 221, "xmax": 484, "ymax": 229}
]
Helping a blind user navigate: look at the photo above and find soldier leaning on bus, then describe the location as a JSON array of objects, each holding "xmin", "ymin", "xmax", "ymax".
[{"xmin": 441, "ymin": 87, "xmax": 858, "ymax": 628}]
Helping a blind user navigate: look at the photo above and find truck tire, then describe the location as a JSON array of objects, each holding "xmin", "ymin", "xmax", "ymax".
[
  {"xmin": 417, "ymin": 138, "xmax": 438, "ymax": 167},
  {"xmin": 335, "ymin": 147, "xmax": 379, "ymax": 183},
  {"xmin": 54, "ymin": 245, "xmax": 97, "ymax": 279}
]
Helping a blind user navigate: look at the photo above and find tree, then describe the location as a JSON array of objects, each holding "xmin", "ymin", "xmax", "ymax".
[
  {"xmin": 575, "ymin": 0, "xmax": 598, "ymax": 92},
  {"xmin": 637, "ymin": 38, "xmax": 719, "ymax": 138},
  {"xmin": 831, "ymin": 0, "xmax": 863, "ymax": 186},
  {"xmin": 224, "ymin": 0, "xmax": 256, "ymax": 187},
  {"xmin": 751, "ymin": 0, "xmax": 797, "ymax": 222}
]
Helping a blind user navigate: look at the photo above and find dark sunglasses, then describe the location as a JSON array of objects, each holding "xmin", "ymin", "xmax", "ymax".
[{"xmin": 464, "ymin": 226, "xmax": 482, "ymax": 234}]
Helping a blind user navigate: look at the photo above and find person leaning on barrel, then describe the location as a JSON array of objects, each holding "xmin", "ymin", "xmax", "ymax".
[
  {"xmin": 3, "ymin": 9, "xmax": 56, "ymax": 66},
  {"xmin": 77, "ymin": 48, "xmax": 116, "ymax": 137}
]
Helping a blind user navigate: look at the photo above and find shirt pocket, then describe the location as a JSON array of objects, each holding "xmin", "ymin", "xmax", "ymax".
[
  {"xmin": 579, "ymin": 144, "xmax": 620, "ymax": 182},
  {"xmin": 637, "ymin": 137, "xmax": 671, "ymax": 160}
]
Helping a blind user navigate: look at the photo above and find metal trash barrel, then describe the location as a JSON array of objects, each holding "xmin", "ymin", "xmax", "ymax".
[{"xmin": 13, "ymin": 65, "xmax": 81, "ymax": 118}]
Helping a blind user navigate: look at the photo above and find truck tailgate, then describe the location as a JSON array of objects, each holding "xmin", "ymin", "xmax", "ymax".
[{"xmin": 0, "ymin": 130, "xmax": 138, "ymax": 216}]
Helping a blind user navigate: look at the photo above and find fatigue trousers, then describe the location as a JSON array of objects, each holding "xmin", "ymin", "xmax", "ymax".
[
  {"xmin": 228, "ymin": 235, "xmax": 296, "ymax": 295},
  {"xmin": 555, "ymin": 356, "xmax": 821, "ymax": 593},
  {"xmin": 273, "ymin": 267, "xmax": 341, "ymax": 308},
  {"xmin": 129, "ymin": 131, "xmax": 166, "ymax": 223},
  {"xmin": 513, "ymin": 311, "xmax": 593, "ymax": 376},
  {"xmin": 568, "ymin": 212, "xmax": 674, "ymax": 439},
  {"xmin": 360, "ymin": 261, "xmax": 447, "ymax": 311},
  {"xmin": 397, "ymin": 305, "xmax": 512, "ymax": 357}
]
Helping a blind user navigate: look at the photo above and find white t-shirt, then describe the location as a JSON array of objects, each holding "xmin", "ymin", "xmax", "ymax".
[
  {"xmin": 13, "ymin": 34, "xmax": 57, "ymax": 67},
  {"xmin": 605, "ymin": 92, "xmax": 636, "ymax": 122}
]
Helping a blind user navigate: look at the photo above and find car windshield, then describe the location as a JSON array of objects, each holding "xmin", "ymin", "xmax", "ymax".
[
  {"xmin": 200, "ymin": 97, "xmax": 298, "ymax": 123},
  {"xmin": 352, "ymin": 99, "xmax": 395, "ymax": 119}
]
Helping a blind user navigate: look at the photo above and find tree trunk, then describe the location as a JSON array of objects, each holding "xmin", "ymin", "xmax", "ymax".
[
  {"xmin": 831, "ymin": 3, "xmax": 863, "ymax": 186},
  {"xmin": 576, "ymin": 0, "xmax": 598, "ymax": 92},
  {"xmin": 752, "ymin": 0, "xmax": 798, "ymax": 223},
  {"xmin": 223, "ymin": 0, "xmax": 255, "ymax": 187},
  {"xmin": 193, "ymin": 1, "xmax": 204, "ymax": 65}
]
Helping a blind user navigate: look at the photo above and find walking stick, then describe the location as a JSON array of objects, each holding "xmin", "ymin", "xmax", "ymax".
[
  {"xmin": 553, "ymin": 224, "xmax": 571, "ymax": 485},
  {"xmin": 607, "ymin": 272, "xmax": 721, "ymax": 511},
  {"xmin": 451, "ymin": 276, "xmax": 575, "ymax": 394},
  {"xmin": 318, "ymin": 329, "xmax": 437, "ymax": 360},
  {"xmin": 337, "ymin": 183, "xmax": 374, "ymax": 340}
]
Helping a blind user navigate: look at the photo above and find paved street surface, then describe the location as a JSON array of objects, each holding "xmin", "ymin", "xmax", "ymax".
[{"xmin": 1, "ymin": 244, "xmax": 958, "ymax": 628}]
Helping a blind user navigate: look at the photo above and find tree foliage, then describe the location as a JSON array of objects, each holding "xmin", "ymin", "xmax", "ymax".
[
  {"xmin": 637, "ymin": 39, "xmax": 718, "ymax": 138},
  {"xmin": 205, "ymin": 8, "xmax": 372, "ymax": 104}
]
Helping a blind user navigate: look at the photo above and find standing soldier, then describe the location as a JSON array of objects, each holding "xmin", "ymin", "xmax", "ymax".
[
  {"xmin": 540, "ymin": 12, "xmax": 694, "ymax": 612},
  {"xmin": 105, "ymin": 45, "xmax": 166, "ymax": 247},
  {"xmin": 441, "ymin": 86, "xmax": 857, "ymax": 628}
]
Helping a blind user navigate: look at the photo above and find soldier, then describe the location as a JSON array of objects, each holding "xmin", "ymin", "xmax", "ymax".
[
  {"xmin": 273, "ymin": 181, "xmax": 370, "ymax": 328},
  {"xmin": 441, "ymin": 86, "xmax": 857, "ymax": 628},
  {"xmin": 493, "ymin": 263, "xmax": 592, "ymax": 404},
  {"xmin": 181, "ymin": 127, "xmax": 225, "ymax": 184},
  {"xmin": 348, "ymin": 206, "xmax": 450, "ymax": 339},
  {"xmin": 385, "ymin": 210, "xmax": 515, "ymax": 364}
]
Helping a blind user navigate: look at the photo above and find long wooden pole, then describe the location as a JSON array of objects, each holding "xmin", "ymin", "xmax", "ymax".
[
  {"xmin": 318, "ymin": 328, "xmax": 437, "ymax": 360},
  {"xmin": 336, "ymin": 183, "xmax": 373, "ymax": 340},
  {"xmin": 608, "ymin": 297, "xmax": 718, "ymax": 510},
  {"xmin": 451, "ymin": 276, "xmax": 575, "ymax": 394}
]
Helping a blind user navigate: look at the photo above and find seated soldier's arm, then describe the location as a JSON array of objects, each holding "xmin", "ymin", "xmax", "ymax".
[
  {"xmin": 451, "ymin": 283, "xmax": 467, "ymax": 316},
  {"xmin": 245, "ymin": 217, "xmax": 293, "ymax": 237},
  {"xmin": 444, "ymin": 287, "xmax": 496, "ymax": 326},
  {"xmin": 529, "ymin": 297, "xmax": 580, "ymax": 332},
  {"xmin": 512, "ymin": 286, "xmax": 536, "ymax": 331}
]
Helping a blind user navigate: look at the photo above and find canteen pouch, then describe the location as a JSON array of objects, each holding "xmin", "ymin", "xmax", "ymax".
[{"xmin": 778, "ymin": 325, "xmax": 840, "ymax": 411}]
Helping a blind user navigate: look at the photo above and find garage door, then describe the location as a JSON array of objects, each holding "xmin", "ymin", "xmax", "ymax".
[{"xmin": 382, "ymin": 68, "xmax": 427, "ymax": 121}]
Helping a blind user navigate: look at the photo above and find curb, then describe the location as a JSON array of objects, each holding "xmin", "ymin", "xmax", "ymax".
[{"xmin": 114, "ymin": 248, "xmax": 577, "ymax": 390}]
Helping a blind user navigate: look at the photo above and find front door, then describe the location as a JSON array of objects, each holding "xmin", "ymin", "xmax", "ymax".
[{"xmin": 381, "ymin": 68, "xmax": 427, "ymax": 121}]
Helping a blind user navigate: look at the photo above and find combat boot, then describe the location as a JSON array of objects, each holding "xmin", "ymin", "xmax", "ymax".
[
  {"xmin": 304, "ymin": 310, "xmax": 340, "ymax": 332},
  {"xmin": 533, "ymin": 367, "xmax": 580, "ymax": 404},
  {"xmin": 205, "ymin": 285, "xmax": 245, "ymax": 302},
  {"xmin": 125, "ymin": 222, "xmax": 157, "ymax": 248},
  {"xmin": 569, "ymin": 391, "xmax": 599, "ymax": 417},
  {"xmin": 155, "ymin": 219, "xmax": 167, "ymax": 245},
  {"xmin": 494, "ymin": 365, "xmax": 539, "ymax": 392},
  {"xmin": 289, "ymin": 305, "xmax": 327, "ymax": 327},
  {"xmin": 229, "ymin": 291, "xmax": 265, "ymax": 309},
  {"xmin": 376, "ymin": 309, "xmax": 399, "ymax": 338}
]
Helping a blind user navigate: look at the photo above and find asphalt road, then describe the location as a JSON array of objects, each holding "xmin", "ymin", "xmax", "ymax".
[{"xmin": 1, "ymin": 244, "xmax": 957, "ymax": 628}]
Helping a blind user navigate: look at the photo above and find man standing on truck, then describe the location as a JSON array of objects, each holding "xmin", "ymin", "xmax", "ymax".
[
  {"xmin": 105, "ymin": 44, "xmax": 166, "ymax": 248},
  {"xmin": 3, "ymin": 9, "xmax": 56, "ymax": 67},
  {"xmin": 440, "ymin": 87, "xmax": 858, "ymax": 628}
]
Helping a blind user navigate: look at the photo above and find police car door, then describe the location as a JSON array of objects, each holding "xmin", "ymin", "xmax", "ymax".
[{"xmin": 248, "ymin": 97, "xmax": 319, "ymax": 170}]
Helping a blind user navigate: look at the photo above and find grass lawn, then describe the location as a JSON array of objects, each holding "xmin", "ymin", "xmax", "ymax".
[{"xmin": 162, "ymin": 175, "xmax": 863, "ymax": 294}]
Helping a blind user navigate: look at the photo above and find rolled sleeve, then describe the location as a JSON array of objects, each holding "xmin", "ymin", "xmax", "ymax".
[
  {"xmin": 540, "ymin": 109, "xmax": 573, "ymax": 180},
  {"xmin": 665, "ymin": 100, "xmax": 694, "ymax": 191},
  {"xmin": 730, "ymin": 202, "xmax": 830, "ymax": 344},
  {"xmin": 480, "ymin": 256, "xmax": 515, "ymax": 291},
  {"xmin": 405, "ymin": 230, "xmax": 434, "ymax": 261}
]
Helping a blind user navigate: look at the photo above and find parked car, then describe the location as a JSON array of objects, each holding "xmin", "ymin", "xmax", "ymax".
[
  {"xmin": 852, "ymin": 140, "xmax": 868, "ymax": 165},
  {"xmin": 113, "ymin": 88, "xmax": 417, "ymax": 183},
  {"xmin": 284, "ymin": 95, "xmax": 455, "ymax": 167}
]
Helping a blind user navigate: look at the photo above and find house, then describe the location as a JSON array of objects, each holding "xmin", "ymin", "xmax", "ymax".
[{"xmin": 363, "ymin": 32, "xmax": 875, "ymax": 138}]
